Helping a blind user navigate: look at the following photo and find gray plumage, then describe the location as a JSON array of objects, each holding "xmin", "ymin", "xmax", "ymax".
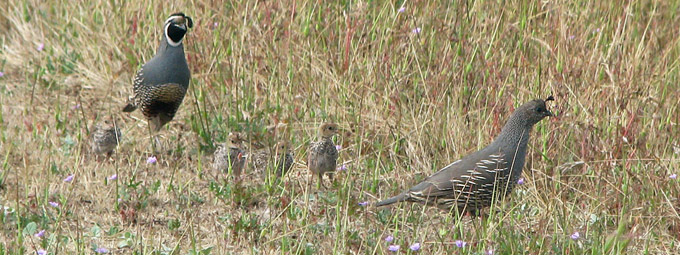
[
  {"xmin": 308, "ymin": 123, "xmax": 340, "ymax": 187},
  {"xmin": 91, "ymin": 119, "xmax": 121, "ymax": 156},
  {"xmin": 251, "ymin": 141, "xmax": 294, "ymax": 179},
  {"xmin": 213, "ymin": 132, "xmax": 246, "ymax": 177},
  {"xmin": 123, "ymin": 13, "xmax": 193, "ymax": 132},
  {"xmin": 376, "ymin": 97, "xmax": 554, "ymax": 215}
]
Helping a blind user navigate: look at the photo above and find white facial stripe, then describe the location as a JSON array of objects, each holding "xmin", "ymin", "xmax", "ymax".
[{"xmin": 164, "ymin": 23, "xmax": 183, "ymax": 47}]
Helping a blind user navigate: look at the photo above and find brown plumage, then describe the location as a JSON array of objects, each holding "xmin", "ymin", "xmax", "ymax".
[
  {"xmin": 91, "ymin": 119, "xmax": 121, "ymax": 157},
  {"xmin": 213, "ymin": 132, "xmax": 246, "ymax": 178},
  {"xmin": 307, "ymin": 123, "xmax": 340, "ymax": 188},
  {"xmin": 376, "ymin": 97, "xmax": 554, "ymax": 215},
  {"xmin": 251, "ymin": 141, "xmax": 294, "ymax": 180}
]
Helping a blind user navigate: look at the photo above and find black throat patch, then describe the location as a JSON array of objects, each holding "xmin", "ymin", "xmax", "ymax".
[{"xmin": 167, "ymin": 24, "xmax": 186, "ymax": 44}]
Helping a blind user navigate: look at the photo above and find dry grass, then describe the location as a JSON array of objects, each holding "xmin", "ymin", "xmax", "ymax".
[{"xmin": 1, "ymin": 0, "xmax": 679, "ymax": 254}]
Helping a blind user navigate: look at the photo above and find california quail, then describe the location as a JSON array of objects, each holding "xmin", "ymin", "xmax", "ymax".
[
  {"xmin": 91, "ymin": 118, "xmax": 121, "ymax": 157},
  {"xmin": 251, "ymin": 141, "xmax": 294, "ymax": 180},
  {"xmin": 376, "ymin": 97, "xmax": 554, "ymax": 215},
  {"xmin": 122, "ymin": 13, "xmax": 193, "ymax": 150},
  {"xmin": 307, "ymin": 122, "xmax": 340, "ymax": 188},
  {"xmin": 213, "ymin": 132, "xmax": 246, "ymax": 178}
]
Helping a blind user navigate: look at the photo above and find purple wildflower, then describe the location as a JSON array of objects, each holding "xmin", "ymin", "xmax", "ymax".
[
  {"xmin": 35, "ymin": 230, "xmax": 45, "ymax": 238},
  {"xmin": 337, "ymin": 164, "xmax": 347, "ymax": 171},
  {"xmin": 454, "ymin": 240, "xmax": 467, "ymax": 248},
  {"xmin": 0, "ymin": 71, "xmax": 4, "ymax": 77},
  {"xmin": 670, "ymin": 174, "xmax": 677, "ymax": 180},
  {"xmin": 592, "ymin": 28, "xmax": 601, "ymax": 34},
  {"xmin": 388, "ymin": 244, "xmax": 400, "ymax": 252},
  {"xmin": 384, "ymin": 235, "xmax": 394, "ymax": 242},
  {"xmin": 410, "ymin": 242, "xmax": 421, "ymax": 251},
  {"xmin": 146, "ymin": 156, "xmax": 157, "ymax": 164},
  {"xmin": 48, "ymin": 201, "xmax": 59, "ymax": 208},
  {"xmin": 71, "ymin": 104, "xmax": 80, "ymax": 110},
  {"xmin": 486, "ymin": 249, "xmax": 495, "ymax": 255},
  {"xmin": 412, "ymin": 27, "xmax": 421, "ymax": 34},
  {"xmin": 63, "ymin": 174, "xmax": 74, "ymax": 182},
  {"xmin": 569, "ymin": 35, "xmax": 575, "ymax": 40},
  {"xmin": 335, "ymin": 145, "xmax": 342, "ymax": 150},
  {"xmin": 358, "ymin": 201, "xmax": 369, "ymax": 206},
  {"xmin": 37, "ymin": 43, "xmax": 45, "ymax": 52},
  {"xmin": 108, "ymin": 174, "xmax": 117, "ymax": 181},
  {"xmin": 397, "ymin": 7, "xmax": 406, "ymax": 13},
  {"xmin": 517, "ymin": 178, "xmax": 525, "ymax": 185},
  {"xmin": 94, "ymin": 247, "xmax": 109, "ymax": 254},
  {"xmin": 37, "ymin": 249, "xmax": 47, "ymax": 255},
  {"xmin": 570, "ymin": 231, "xmax": 580, "ymax": 240}
]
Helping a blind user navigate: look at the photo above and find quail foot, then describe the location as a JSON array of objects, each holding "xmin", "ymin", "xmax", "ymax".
[
  {"xmin": 213, "ymin": 132, "xmax": 246, "ymax": 179},
  {"xmin": 122, "ymin": 13, "xmax": 193, "ymax": 153},
  {"xmin": 307, "ymin": 122, "xmax": 340, "ymax": 189},
  {"xmin": 376, "ymin": 96, "xmax": 554, "ymax": 216},
  {"xmin": 91, "ymin": 118, "xmax": 122, "ymax": 159}
]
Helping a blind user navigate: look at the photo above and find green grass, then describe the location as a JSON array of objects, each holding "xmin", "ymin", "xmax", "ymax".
[{"xmin": 1, "ymin": 0, "xmax": 679, "ymax": 253}]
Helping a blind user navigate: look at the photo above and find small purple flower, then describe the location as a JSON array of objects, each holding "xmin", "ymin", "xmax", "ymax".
[
  {"xmin": 486, "ymin": 249, "xmax": 495, "ymax": 255},
  {"xmin": 335, "ymin": 145, "xmax": 342, "ymax": 150},
  {"xmin": 410, "ymin": 242, "xmax": 421, "ymax": 251},
  {"xmin": 71, "ymin": 104, "xmax": 80, "ymax": 110},
  {"xmin": 37, "ymin": 249, "xmax": 47, "ymax": 255},
  {"xmin": 63, "ymin": 174, "xmax": 74, "ymax": 182},
  {"xmin": 358, "ymin": 201, "xmax": 369, "ymax": 206},
  {"xmin": 37, "ymin": 43, "xmax": 44, "ymax": 52},
  {"xmin": 0, "ymin": 71, "xmax": 4, "ymax": 77},
  {"xmin": 570, "ymin": 231, "xmax": 580, "ymax": 240},
  {"xmin": 35, "ymin": 230, "xmax": 45, "ymax": 238},
  {"xmin": 108, "ymin": 174, "xmax": 117, "ymax": 181},
  {"xmin": 412, "ymin": 27, "xmax": 421, "ymax": 34},
  {"xmin": 397, "ymin": 7, "xmax": 406, "ymax": 13},
  {"xmin": 213, "ymin": 22, "xmax": 218, "ymax": 28},
  {"xmin": 117, "ymin": 198, "xmax": 122, "ymax": 202},
  {"xmin": 592, "ymin": 28, "xmax": 600, "ymax": 34},
  {"xmin": 454, "ymin": 240, "xmax": 467, "ymax": 248},
  {"xmin": 384, "ymin": 235, "xmax": 394, "ymax": 242},
  {"xmin": 94, "ymin": 247, "xmax": 109, "ymax": 254},
  {"xmin": 568, "ymin": 35, "xmax": 575, "ymax": 40},
  {"xmin": 48, "ymin": 201, "xmax": 59, "ymax": 208},
  {"xmin": 337, "ymin": 164, "xmax": 347, "ymax": 171},
  {"xmin": 146, "ymin": 156, "xmax": 157, "ymax": 164},
  {"xmin": 670, "ymin": 174, "xmax": 677, "ymax": 180},
  {"xmin": 517, "ymin": 178, "xmax": 525, "ymax": 185},
  {"xmin": 388, "ymin": 244, "xmax": 400, "ymax": 252}
]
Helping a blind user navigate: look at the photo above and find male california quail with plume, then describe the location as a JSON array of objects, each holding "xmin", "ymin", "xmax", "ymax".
[
  {"xmin": 308, "ymin": 123, "xmax": 340, "ymax": 188},
  {"xmin": 251, "ymin": 141, "xmax": 294, "ymax": 180},
  {"xmin": 376, "ymin": 97, "xmax": 554, "ymax": 215},
  {"xmin": 91, "ymin": 118, "xmax": 121, "ymax": 157},
  {"xmin": 213, "ymin": 132, "xmax": 246, "ymax": 178},
  {"xmin": 122, "ymin": 13, "xmax": 193, "ymax": 150}
]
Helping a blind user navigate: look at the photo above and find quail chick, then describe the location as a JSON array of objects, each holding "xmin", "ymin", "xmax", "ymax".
[
  {"xmin": 251, "ymin": 141, "xmax": 294, "ymax": 180},
  {"xmin": 307, "ymin": 122, "xmax": 340, "ymax": 188},
  {"xmin": 376, "ymin": 96, "xmax": 554, "ymax": 216},
  {"xmin": 213, "ymin": 132, "xmax": 246, "ymax": 178},
  {"xmin": 91, "ymin": 118, "xmax": 121, "ymax": 158},
  {"xmin": 122, "ymin": 13, "xmax": 193, "ymax": 152}
]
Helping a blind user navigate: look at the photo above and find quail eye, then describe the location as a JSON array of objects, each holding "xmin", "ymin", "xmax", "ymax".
[{"xmin": 535, "ymin": 107, "xmax": 542, "ymax": 112}]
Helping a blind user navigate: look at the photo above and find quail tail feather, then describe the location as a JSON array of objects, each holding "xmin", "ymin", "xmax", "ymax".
[{"xmin": 376, "ymin": 193, "xmax": 407, "ymax": 207}]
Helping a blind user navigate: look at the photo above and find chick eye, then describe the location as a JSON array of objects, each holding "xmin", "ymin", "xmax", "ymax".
[{"xmin": 535, "ymin": 107, "xmax": 542, "ymax": 112}]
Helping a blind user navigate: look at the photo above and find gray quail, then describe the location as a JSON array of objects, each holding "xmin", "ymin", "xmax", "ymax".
[
  {"xmin": 307, "ymin": 122, "xmax": 340, "ymax": 188},
  {"xmin": 251, "ymin": 141, "xmax": 294, "ymax": 180},
  {"xmin": 376, "ymin": 97, "xmax": 554, "ymax": 215},
  {"xmin": 122, "ymin": 13, "xmax": 193, "ymax": 151},
  {"xmin": 91, "ymin": 118, "xmax": 121, "ymax": 157},
  {"xmin": 213, "ymin": 132, "xmax": 246, "ymax": 178}
]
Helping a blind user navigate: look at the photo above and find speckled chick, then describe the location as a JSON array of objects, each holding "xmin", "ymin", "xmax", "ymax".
[
  {"xmin": 213, "ymin": 132, "xmax": 246, "ymax": 178},
  {"xmin": 251, "ymin": 141, "xmax": 294, "ymax": 180},
  {"xmin": 91, "ymin": 119, "xmax": 121, "ymax": 157},
  {"xmin": 307, "ymin": 123, "xmax": 340, "ymax": 188}
]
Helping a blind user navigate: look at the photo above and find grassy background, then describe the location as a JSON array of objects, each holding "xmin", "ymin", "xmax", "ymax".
[{"xmin": 1, "ymin": 0, "xmax": 679, "ymax": 253}]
